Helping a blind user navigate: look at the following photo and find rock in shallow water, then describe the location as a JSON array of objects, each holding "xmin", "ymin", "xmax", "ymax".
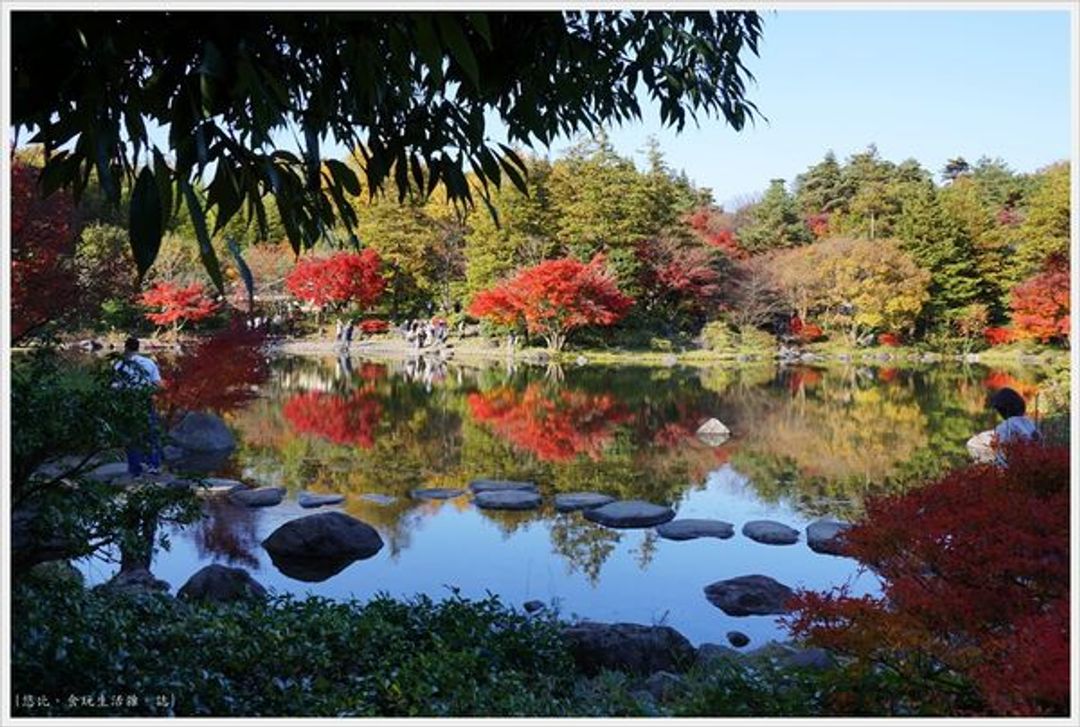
[
  {"xmin": 583, "ymin": 500, "xmax": 675, "ymax": 528},
  {"xmin": 168, "ymin": 411, "xmax": 235, "ymax": 452},
  {"xmin": 263, "ymin": 511, "xmax": 383, "ymax": 560},
  {"xmin": 741, "ymin": 519, "xmax": 799, "ymax": 545},
  {"xmin": 359, "ymin": 493, "xmax": 397, "ymax": 505},
  {"xmin": 656, "ymin": 518, "xmax": 734, "ymax": 541},
  {"xmin": 468, "ymin": 479, "xmax": 538, "ymax": 494},
  {"xmin": 704, "ymin": 575, "xmax": 794, "ymax": 616},
  {"xmin": 298, "ymin": 492, "xmax": 346, "ymax": 508},
  {"xmin": 561, "ymin": 622, "xmax": 696, "ymax": 676},
  {"xmin": 554, "ymin": 492, "xmax": 616, "ymax": 512},
  {"xmin": 806, "ymin": 519, "xmax": 852, "ymax": 556},
  {"xmin": 473, "ymin": 489, "xmax": 542, "ymax": 510},
  {"xmin": 726, "ymin": 630, "xmax": 750, "ymax": 648},
  {"xmin": 228, "ymin": 486, "xmax": 286, "ymax": 507},
  {"xmin": 410, "ymin": 487, "xmax": 464, "ymax": 500},
  {"xmin": 178, "ymin": 564, "xmax": 266, "ymax": 603}
]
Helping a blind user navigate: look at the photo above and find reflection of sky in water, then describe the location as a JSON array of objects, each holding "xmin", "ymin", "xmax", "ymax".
[
  {"xmin": 76, "ymin": 357, "xmax": 1037, "ymax": 648},
  {"xmin": 79, "ymin": 466, "xmax": 877, "ymax": 647}
]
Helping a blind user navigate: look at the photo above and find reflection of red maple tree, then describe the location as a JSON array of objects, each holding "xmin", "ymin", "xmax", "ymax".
[
  {"xmin": 467, "ymin": 384, "xmax": 631, "ymax": 462},
  {"xmin": 283, "ymin": 386, "xmax": 383, "ymax": 448},
  {"xmin": 157, "ymin": 320, "xmax": 270, "ymax": 426},
  {"xmin": 983, "ymin": 370, "xmax": 1039, "ymax": 402}
]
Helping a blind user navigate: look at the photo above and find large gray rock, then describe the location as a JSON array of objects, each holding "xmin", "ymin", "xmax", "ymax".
[
  {"xmin": 656, "ymin": 518, "xmax": 734, "ymax": 541},
  {"xmin": 177, "ymin": 564, "xmax": 266, "ymax": 603},
  {"xmin": 468, "ymin": 479, "xmax": 538, "ymax": 494},
  {"xmin": 561, "ymin": 622, "xmax": 696, "ymax": 676},
  {"xmin": 473, "ymin": 490, "xmax": 542, "ymax": 510},
  {"xmin": 262, "ymin": 511, "xmax": 383, "ymax": 562},
  {"xmin": 229, "ymin": 486, "xmax": 286, "ymax": 507},
  {"xmin": 583, "ymin": 500, "xmax": 675, "ymax": 529},
  {"xmin": 554, "ymin": 492, "xmax": 616, "ymax": 512},
  {"xmin": 745, "ymin": 642, "xmax": 834, "ymax": 671},
  {"xmin": 98, "ymin": 567, "xmax": 171, "ymax": 597},
  {"xmin": 806, "ymin": 519, "xmax": 853, "ymax": 556},
  {"xmin": 411, "ymin": 487, "xmax": 464, "ymax": 500},
  {"xmin": 298, "ymin": 492, "xmax": 346, "ymax": 508},
  {"xmin": 742, "ymin": 520, "xmax": 800, "ymax": 545},
  {"xmin": 704, "ymin": 575, "xmax": 794, "ymax": 616},
  {"xmin": 696, "ymin": 642, "xmax": 742, "ymax": 667},
  {"xmin": 168, "ymin": 411, "xmax": 236, "ymax": 452}
]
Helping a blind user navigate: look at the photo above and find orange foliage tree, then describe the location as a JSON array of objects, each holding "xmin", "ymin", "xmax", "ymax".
[
  {"xmin": 784, "ymin": 441, "xmax": 1069, "ymax": 716},
  {"xmin": 467, "ymin": 384, "xmax": 631, "ymax": 462},
  {"xmin": 141, "ymin": 281, "xmax": 219, "ymax": 335},
  {"xmin": 1008, "ymin": 254, "xmax": 1069, "ymax": 345},
  {"xmin": 468, "ymin": 256, "xmax": 634, "ymax": 351}
]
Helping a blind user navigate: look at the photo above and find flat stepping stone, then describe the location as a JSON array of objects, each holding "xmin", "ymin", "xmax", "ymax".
[
  {"xmin": 229, "ymin": 486, "xmax": 286, "ymax": 507},
  {"xmin": 582, "ymin": 500, "xmax": 675, "ymax": 528},
  {"xmin": 742, "ymin": 520, "xmax": 799, "ymax": 545},
  {"xmin": 656, "ymin": 518, "xmax": 734, "ymax": 541},
  {"xmin": 555, "ymin": 492, "xmax": 616, "ymax": 512},
  {"xmin": 473, "ymin": 490, "xmax": 542, "ymax": 510},
  {"xmin": 469, "ymin": 479, "xmax": 538, "ymax": 494},
  {"xmin": 196, "ymin": 477, "xmax": 244, "ymax": 494},
  {"xmin": 298, "ymin": 492, "xmax": 346, "ymax": 508},
  {"xmin": 806, "ymin": 519, "xmax": 852, "ymax": 556},
  {"xmin": 411, "ymin": 488, "xmax": 464, "ymax": 500},
  {"xmin": 704, "ymin": 575, "xmax": 794, "ymax": 616},
  {"xmin": 87, "ymin": 462, "xmax": 131, "ymax": 481},
  {"xmin": 359, "ymin": 493, "xmax": 397, "ymax": 505}
]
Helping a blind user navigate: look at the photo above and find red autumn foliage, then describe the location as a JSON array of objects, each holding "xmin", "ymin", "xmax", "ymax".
[
  {"xmin": 285, "ymin": 249, "xmax": 386, "ymax": 312},
  {"xmin": 11, "ymin": 161, "xmax": 79, "ymax": 342},
  {"xmin": 467, "ymin": 384, "xmax": 632, "ymax": 462},
  {"xmin": 995, "ymin": 207, "xmax": 1021, "ymax": 227},
  {"xmin": 786, "ymin": 366, "xmax": 823, "ymax": 393},
  {"xmin": 141, "ymin": 281, "xmax": 219, "ymax": 330},
  {"xmin": 983, "ymin": 370, "xmax": 1039, "ymax": 401},
  {"xmin": 983, "ymin": 326, "xmax": 1014, "ymax": 346},
  {"xmin": 806, "ymin": 212, "xmax": 831, "ymax": 239},
  {"xmin": 784, "ymin": 441, "xmax": 1070, "ymax": 716},
  {"xmin": 686, "ymin": 206, "xmax": 743, "ymax": 257},
  {"xmin": 788, "ymin": 316, "xmax": 824, "ymax": 343},
  {"xmin": 468, "ymin": 256, "xmax": 634, "ymax": 351},
  {"xmin": 877, "ymin": 367, "xmax": 899, "ymax": 383},
  {"xmin": 156, "ymin": 320, "xmax": 270, "ymax": 426},
  {"xmin": 282, "ymin": 386, "xmax": 383, "ymax": 449},
  {"xmin": 635, "ymin": 238, "xmax": 724, "ymax": 318},
  {"xmin": 1008, "ymin": 255, "xmax": 1070, "ymax": 344},
  {"xmin": 876, "ymin": 332, "xmax": 901, "ymax": 347},
  {"xmin": 359, "ymin": 319, "xmax": 390, "ymax": 335}
]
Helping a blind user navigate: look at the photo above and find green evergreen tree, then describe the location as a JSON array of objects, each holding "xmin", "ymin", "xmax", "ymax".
[
  {"xmin": 1015, "ymin": 162, "xmax": 1070, "ymax": 282},
  {"xmin": 793, "ymin": 150, "xmax": 850, "ymax": 216},
  {"xmin": 738, "ymin": 179, "xmax": 811, "ymax": 253}
]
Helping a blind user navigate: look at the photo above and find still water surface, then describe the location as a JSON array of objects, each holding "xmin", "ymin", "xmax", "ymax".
[{"xmin": 81, "ymin": 355, "xmax": 1040, "ymax": 646}]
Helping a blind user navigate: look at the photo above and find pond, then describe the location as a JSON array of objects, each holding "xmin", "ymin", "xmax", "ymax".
[{"xmin": 79, "ymin": 354, "xmax": 1044, "ymax": 647}]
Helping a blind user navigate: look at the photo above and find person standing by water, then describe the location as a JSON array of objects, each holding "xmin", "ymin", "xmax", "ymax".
[{"xmin": 112, "ymin": 336, "xmax": 164, "ymax": 477}]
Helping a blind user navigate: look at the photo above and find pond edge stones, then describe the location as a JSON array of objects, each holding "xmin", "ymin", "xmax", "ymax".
[
  {"xmin": 741, "ymin": 519, "xmax": 799, "ymax": 545},
  {"xmin": 656, "ymin": 518, "xmax": 735, "ymax": 541},
  {"xmin": 298, "ymin": 492, "xmax": 346, "ymax": 509},
  {"xmin": 262, "ymin": 511, "xmax": 383, "ymax": 562},
  {"xmin": 410, "ymin": 487, "xmax": 465, "ymax": 500},
  {"xmin": 473, "ymin": 489, "xmax": 542, "ymax": 510},
  {"xmin": 583, "ymin": 500, "xmax": 675, "ymax": 529},
  {"xmin": 469, "ymin": 479, "xmax": 538, "ymax": 494},
  {"xmin": 703, "ymin": 575, "xmax": 794, "ymax": 617},
  {"xmin": 228, "ymin": 486, "xmax": 286, "ymax": 507},
  {"xmin": 806, "ymin": 519, "xmax": 853, "ymax": 556}
]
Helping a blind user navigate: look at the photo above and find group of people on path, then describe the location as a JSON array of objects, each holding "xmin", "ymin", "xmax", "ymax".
[{"xmin": 401, "ymin": 318, "xmax": 449, "ymax": 351}]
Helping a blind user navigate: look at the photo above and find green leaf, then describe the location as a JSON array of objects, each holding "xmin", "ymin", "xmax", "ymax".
[
  {"xmin": 467, "ymin": 13, "xmax": 492, "ymax": 48},
  {"xmin": 152, "ymin": 148, "xmax": 174, "ymax": 224},
  {"xmin": 497, "ymin": 154, "xmax": 527, "ymax": 195},
  {"xmin": 227, "ymin": 237, "xmax": 255, "ymax": 312},
  {"xmin": 181, "ymin": 178, "xmax": 225, "ymax": 295},
  {"xmin": 436, "ymin": 16, "xmax": 479, "ymax": 90},
  {"xmin": 129, "ymin": 166, "xmax": 164, "ymax": 280},
  {"xmin": 325, "ymin": 159, "xmax": 361, "ymax": 197}
]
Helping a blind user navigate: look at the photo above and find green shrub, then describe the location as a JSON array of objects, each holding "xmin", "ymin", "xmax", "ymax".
[
  {"xmin": 700, "ymin": 320, "xmax": 737, "ymax": 351},
  {"xmin": 737, "ymin": 327, "xmax": 777, "ymax": 352}
]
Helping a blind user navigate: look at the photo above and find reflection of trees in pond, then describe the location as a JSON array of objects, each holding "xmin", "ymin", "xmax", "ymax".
[
  {"xmin": 630, "ymin": 530, "xmax": 660, "ymax": 570},
  {"xmin": 548, "ymin": 513, "xmax": 620, "ymax": 585},
  {"xmin": 282, "ymin": 386, "xmax": 383, "ymax": 448},
  {"xmin": 190, "ymin": 499, "xmax": 260, "ymax": 569}
]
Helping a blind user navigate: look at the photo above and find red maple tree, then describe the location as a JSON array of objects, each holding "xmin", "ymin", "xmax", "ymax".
[
  {"xmin": 11, "ymin": 162, "xmax": 79, "ymax": 343},
  {"xmin": 983, "ymin": 326, "xmax": 1015, "ymax": 346},
  {"xmin": 359, "ymin": 319, "xmax": 390, "ymax": 335},
  {"xmin": 635, "ymin": 238, "xmax": 723, "ymax": 320},
  {"xmin": 1008, "ymin": 255, "xmax": 1069, "ymax": 344},
  {"xmin": 468, "ymin": 256, "xmax": 634, "ymax": 351},
  {"xmin": 156, "ymin": 320, "xmax": 270, "ymax": 426},
  {"xmin": 467, "ymin": 384, "xmax": 632, "ymax": 462},
  {"xmin": 141, "ymin": 281, "xmax": 219, "ymax": 335},
  {"xmin": 784, "ymin": 441, "xmax": 1070, "ymax": 716},
  {"xmin": 284, "ymin": 249, "xmax": 386, "ymax": 313},
  {"xmin": 686, "ymin": 206, "xmax": 743, "ymax": 257},
  {"xmin": 282, "ymin": 386, "xmax": 383, "ymax": 449}
]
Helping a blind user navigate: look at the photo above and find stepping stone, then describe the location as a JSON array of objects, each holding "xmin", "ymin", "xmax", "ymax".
[
  {"xmin": 555, "ymin": 492, "xmax": 616, "ymax": 512},
  {"xmin": 229, "ymin": 486, "xmax": 286, "ymax": 507},
  {"xmin": 806, "ymin": 519, "xmax": 852, "ymax": 556},
  {"xmin": 726, "ymin": 631, "xmax": 750, "ymax": 648},
  {"xmin": 411, "ymin": 488, "xmax": 464, "ymax": 500},
  {"xmin": 742, "ymin": 520, "xmax": 799, "ymax": 545},
  {"xmin": 474, "ymin": 489, "xmax": 542, "ymax": 510},
  {"xmin": 298, "ymin": 492, "xmax": 346, "ymax": 508},
  {"xmin": 656, "ymin": 518, "xmax": 734, "ymax": 541},
  {"xmin": 704, "ymin": 575, "xmax": 794, "ymax": 616},
  {"xmin": 469, "ymin": 479, "xmax": 538, "ymax": 494},
  {"xmin": 196, "ymin": 477, "xmax": 244, "ymax": 495},
  {"xmin": 583, "ymin": 500, "xmax": 675, "ymax": 528},
  {"xmin": 359, "ymin": 493, "xmax": 397, "ymax": 505},
  {"xmin": 87, "ymin": 462, "xmax": 131, "ymax": 481}
]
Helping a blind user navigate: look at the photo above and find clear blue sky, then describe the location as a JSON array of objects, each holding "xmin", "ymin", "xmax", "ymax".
[{"xmin": 515, "ymin": 9, "xmax": 1073, "ymax": 208}]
